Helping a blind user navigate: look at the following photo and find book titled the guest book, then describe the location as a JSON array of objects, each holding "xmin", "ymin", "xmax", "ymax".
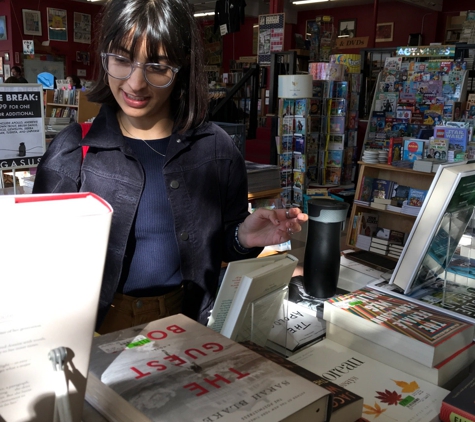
[{"xmin": 85, "ymin": 314, "xmax": 333, "ymax": 422}]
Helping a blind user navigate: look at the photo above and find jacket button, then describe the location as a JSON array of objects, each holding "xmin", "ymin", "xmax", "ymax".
[
  {"xmin": 135, "ymin": 300, "xmax": 143, "ymax": 309},
  {"xmin": 180, "ymin": 232, "xmax": 189, "ymax": 241},
  {"xmin": 170, "ymin": 180, "xmax": 180, "ymax": 189}
]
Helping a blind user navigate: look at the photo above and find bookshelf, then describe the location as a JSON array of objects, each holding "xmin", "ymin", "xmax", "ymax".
[
  {"xmin": 346, "ymin": 162, "xmax": 435, "ymax": 252},
  {"xmin": 45, "ymin": 89, "xmax": 101, "ymax": 123}
]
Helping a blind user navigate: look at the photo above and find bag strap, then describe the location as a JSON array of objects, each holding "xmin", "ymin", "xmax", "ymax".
[{"xmin": 79, "ymin": 122, "xmax": 92, "ymax": 160}]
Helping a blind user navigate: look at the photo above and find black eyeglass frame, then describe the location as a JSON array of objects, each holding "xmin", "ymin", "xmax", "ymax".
[{"xmin": 100, "ymin": 52, "xmax": 181, "ymax": 88}]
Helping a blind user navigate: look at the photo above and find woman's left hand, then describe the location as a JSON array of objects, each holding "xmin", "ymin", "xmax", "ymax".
[{"xmin": 237, "ymin": 207, "xmax": 308, "ymax": 248}]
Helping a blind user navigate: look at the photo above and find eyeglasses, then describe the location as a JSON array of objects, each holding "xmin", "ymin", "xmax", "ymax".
[{"xmin": 101, "ymin": 52, "xmax": 180, "ymax": 88}]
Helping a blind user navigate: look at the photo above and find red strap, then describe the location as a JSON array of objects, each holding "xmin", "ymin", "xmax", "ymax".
[{"xmin": 79, "ymin": 122, "xmax": 92, "ymax": 160}]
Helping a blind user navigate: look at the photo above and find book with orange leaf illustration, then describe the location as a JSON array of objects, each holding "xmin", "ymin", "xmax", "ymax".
[
  {"xmin": 322, "ymin": 288, "xmax": 474, "ymax": 368},
  {"xmin": 289, "ymin": 339, "xmax": 450, "ymax": 422}
]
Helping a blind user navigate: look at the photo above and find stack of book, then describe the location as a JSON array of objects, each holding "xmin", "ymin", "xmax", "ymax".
[
  {"xmin": 321, "ymin": 288, "xmax": 475, "ymax": 391},
  {"xmin": 86, "ymin": 314, "xmax": 334, "ymax": 422},
  {"xmin": 370, "ymin": 178, "xmax": 396, "ymax": 210},
  {"xmin": 388, "ymin": 243, "xmax": 404, "ymax": 259},
  {"xmin": 387, "ymin": 229, "xmax": 407, "ymax": 259},
  {"xmin": 245, "ymin": 161, "xmax": 281, "ymax": 194},
  {"xmin": 369, "ymin": 236, "xmax": 389, "ymax": 255},
  {"xmin": 290, "ymin": 337, "xmax": 452, "ymax": 422}
]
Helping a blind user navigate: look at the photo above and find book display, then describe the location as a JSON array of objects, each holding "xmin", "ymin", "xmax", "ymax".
[
  {"xmin": 323, "ymin": 288, "xmax": 475, "ymax": 367},
  {"xmin": 347, "ymin": 162, "xmax": 434, "ymax": 259},
  {"xmin": 289, "ymin": 338, "xmax": 450, "ymax": 422},
  {"xmin": 326, "ymin": 322, "xmax": 475, "ymax": 389},
  {"xmin": 276, "ymin": 74, "xmax": 314, "ymax": 206},
  {"xmin": 44, "ymin": 89, "xmax": 101, "ymax": 126},
  {"xmin": 241, "ymin": 340, "xmax": 364, "ymax": 422},
  {"xmin": 85, "ymin": 314, "xmax": 333, "ymax": 422},
  {"xmin": 363, "ymin": 52, "xmax": 468, "ymax": 155}
]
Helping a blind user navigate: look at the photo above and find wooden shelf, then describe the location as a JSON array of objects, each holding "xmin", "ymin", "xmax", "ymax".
[
  {"xmin": 347, "ymin": 162, "xmax": 435, "ymax": 251},
  {"xmin": 248, "ymin": 188, "xmax": 282, "ymax": 201}
]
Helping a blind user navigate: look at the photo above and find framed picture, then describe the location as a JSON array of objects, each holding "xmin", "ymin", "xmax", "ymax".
[
  {"xmin": 0, "ymin": 16, "xmax": 7, "ymax": 41},
  {"xmin": 47, "ymin": 8, "xmax": 68, "ymax": 41},
  {"xmin": 376, "ymin": 22, "xmax": 394, "ymax": 42},
  {"xmin": 74, "ymin": 12, "xmax": 91, "ymax": 44},
  {"xmin": 22, "ymin": 9, "xmax": 42, "ymax": 36},
  {"xmin": 306, "ymin": 19, "xmax": 318, "ymax": 40},
  {"xmin": 338, "ymin": 19, "xmax": 356, "ymax": 38}
]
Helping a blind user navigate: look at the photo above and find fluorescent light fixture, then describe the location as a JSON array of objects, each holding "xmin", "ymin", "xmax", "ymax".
[
  {"xmin": 292, "ymin": 0, "xmax": 329, "ymax": 4},
  {"xmin": 194, "ymin": 11, "xmax": 215, "ymax": 17}
]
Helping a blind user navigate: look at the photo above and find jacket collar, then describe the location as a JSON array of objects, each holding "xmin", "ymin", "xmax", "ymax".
[{"xmin": 80, "ymin": 104, "xmax": 215, "ymax": 160}]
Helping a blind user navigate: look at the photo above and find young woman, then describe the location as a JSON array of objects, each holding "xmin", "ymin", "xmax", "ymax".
[{"xmin": 33, "ymin": 0, "xmax": 307, "ymax": 334}]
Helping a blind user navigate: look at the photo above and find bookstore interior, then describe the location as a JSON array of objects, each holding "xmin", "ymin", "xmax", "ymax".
[{"xmin": 3, "ymin": 0, "xmax": 475, "ymax": 421}]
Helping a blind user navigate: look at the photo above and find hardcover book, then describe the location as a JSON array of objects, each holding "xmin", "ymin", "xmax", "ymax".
[
  {"xmin": 439, "ymin": 372, "xmax": 475, "ymax": 422},
  {"xmin": 86, "ymin": 314, "xmax": 333, "ymax": 422},
  {"xmin": 289, "ymin": 339, "xmax": 450, "ymax": 422},
  {"xmin": 388, "ymin": 136, "xmax": 403, "ymax": 164},
  {"xmin": 322, "ymin": 288, "xmax": 475, "ymax": 368},
  {"xmin": 241, "ymin": 341, "xmax": 364, "ymax": 422},
  {"xmin": 326, "ymin": 322, "xmax": 475, "ymax": 389}
]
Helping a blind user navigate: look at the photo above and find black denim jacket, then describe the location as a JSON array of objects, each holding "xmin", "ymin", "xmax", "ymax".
[{"xmin": 33, "ymin": 105, "xmax": 262, "ymax": 328}]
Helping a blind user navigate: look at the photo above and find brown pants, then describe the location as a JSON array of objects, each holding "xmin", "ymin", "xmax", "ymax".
[{"xmin": 98, "ymin": 286, "xmax": 184, "ymax": 335}]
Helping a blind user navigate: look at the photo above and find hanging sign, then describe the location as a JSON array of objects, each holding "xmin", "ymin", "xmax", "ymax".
[
  {"xmin": 258, "ymin": 13, "xmax": 285, "ymax": 66},
  {"xmin": 0, "ymin": 83, "xmax": 45, "ymax": 168},
  {"xmin": 336, "ymin": 36, "xmax": 369, "ymax": 50},
  {"xmin": 396, "ymin": 45, "xmax": 455, "ymax": 57}
]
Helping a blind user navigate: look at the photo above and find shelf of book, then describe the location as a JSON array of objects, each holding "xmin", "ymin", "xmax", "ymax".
[
  {"xmin": 347, "ymin": 162, "xmax": 435, "ymax": 253},
  {"xmin": 45, "ymin": 89, "xmax": 101, "ymax": 124}
]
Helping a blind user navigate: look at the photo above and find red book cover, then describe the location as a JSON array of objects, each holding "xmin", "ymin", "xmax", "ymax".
[{"xmin": 388, "ymin": 137, "xmax": 403, "ymax": 164}]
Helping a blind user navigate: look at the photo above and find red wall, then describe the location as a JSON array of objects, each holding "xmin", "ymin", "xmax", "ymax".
[
  {"xmin": 295, "ymin": 2, "xmax": 440, "ymax": 53},
  {"xmin": 1, "ymin": 0, "xmax": 102, "ymax": 79},
  {"xmin": 1, "ymin": 1, "xmax": 473, "ymax": 81}
]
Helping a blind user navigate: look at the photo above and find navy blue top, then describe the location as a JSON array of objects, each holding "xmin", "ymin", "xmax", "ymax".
[{"xmin": 118, "ymin": 135, "xmax": 182, "ymax": 296}]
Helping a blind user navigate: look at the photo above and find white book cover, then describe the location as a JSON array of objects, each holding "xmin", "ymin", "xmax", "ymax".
[
  {"xmin": 289, "ymin": 339, "xmax": 450, "ymax": 422},
  {"xmin": 326, "ymin": 322, "xmax": 475, "ymax": 389},
  {"xmin": 0, "ymin": 193, "xmax": 113, "ymax": 422},
  {"xmin": 87, "ymin": 314, "xmax": 332, "ymax": 422},
  {"xmin": 208, "ymin": 254, "xmax": 294, "ymax": 334},
  {"xmin": 209, "ymin": 254, "xmax": 298, "ymax": 344}
]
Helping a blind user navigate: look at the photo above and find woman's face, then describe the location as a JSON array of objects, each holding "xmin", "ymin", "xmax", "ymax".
[{"xmin": 108, "ymin": 39, "xmax": 176, "ymax": 126}]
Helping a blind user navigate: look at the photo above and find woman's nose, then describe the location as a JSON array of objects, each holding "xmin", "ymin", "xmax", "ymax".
[{"xmin": 126, "ymin": 64, "xmax": 148, "ymax": 90}]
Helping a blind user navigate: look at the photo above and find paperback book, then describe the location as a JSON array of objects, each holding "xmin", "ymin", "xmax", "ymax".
[
  {"xmin": 322, "ymin": 288, "xmax": 475, "ymax": 367},
  {"xmin": 289, "ymin": 339, "xmax": 450, "ymax": 422},
  {"xmin": 241, "ymin": 341, "xmax": 364, "ymax": 422},
  {"xmin": 326, "ymin": 322, "xmax": 475, "ymax": 388},
  {"xmin": 86, "ymin": 314, "xmax": 333, "ymax": 422}
]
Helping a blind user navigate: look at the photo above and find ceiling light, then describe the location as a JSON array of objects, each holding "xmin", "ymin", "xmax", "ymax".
[
  {"xmin": 292, "ymin": 0, "xmax": 329, "ymax": 4},
  {"xmin": 194, "ymin": 11, "xmax": 215, "ymax": 17}
]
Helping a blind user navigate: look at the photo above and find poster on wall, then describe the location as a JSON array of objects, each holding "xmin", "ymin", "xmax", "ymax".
[
  {"xmin": 0, "ymin": 84, "xmax": 45, "ymax": 168},
  {"xmin": 258, "ymin": 13, "xmax": 285, "ymax": 66},
  {"xmin": 203, "ymin": 25, "xmax": 222, "ymax": 67},
  {"xmin": 47, "ymin": 8, "xmax": 68, "ymax": 42},
  {"xmin": 74, "ymin": 12, "xmax": 91, "ymax": 44}
]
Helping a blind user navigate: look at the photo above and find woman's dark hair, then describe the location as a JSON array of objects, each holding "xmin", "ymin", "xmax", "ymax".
[
  {"xmin": 68, "ymin": 75, "xmax": 82, "ymax": 88},
  {"xmin": 88, "ymin": 0, "xmax": 208, "ymax": 133}
]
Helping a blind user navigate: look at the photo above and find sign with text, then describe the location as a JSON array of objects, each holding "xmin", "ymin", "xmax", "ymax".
[
  {"xmin": 336, "ymin": 36, "xmax": 369, "ymax": 49},
  {"xmin": 0, "ymin": 83, "xmax": 45, "ymax": 168},
  {"xmin": 258, "ymin": 13, "xmax": 285, "ymax": 66}
]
